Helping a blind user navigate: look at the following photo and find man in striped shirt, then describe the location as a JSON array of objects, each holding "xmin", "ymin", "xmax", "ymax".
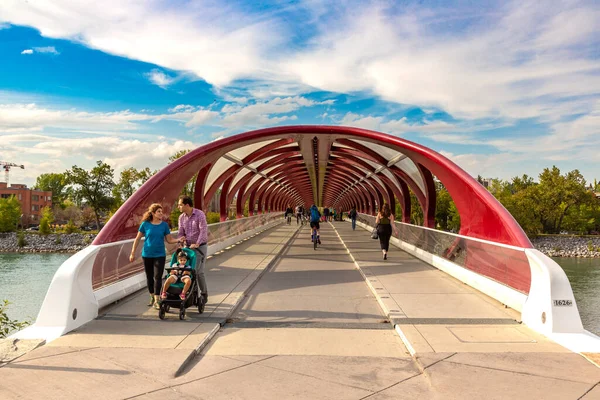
[{"xmin": 177, "ymin": 195, "xmax": 208, "ymax": 311}]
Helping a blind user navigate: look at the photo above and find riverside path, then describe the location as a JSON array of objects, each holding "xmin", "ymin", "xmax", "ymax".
[{"xmin": 1, "ymin": 221, "xmax": 600, "ymax": 399}]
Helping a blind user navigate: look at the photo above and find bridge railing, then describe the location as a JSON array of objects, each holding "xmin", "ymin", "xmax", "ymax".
[
  {"xmin": 355, "ymin": 214, "xmax": 598, "ymax": 351},
  {"xmin": 357, "ymin": 213, "xmax": 531, "ymax": 295},
  {"xmin": 92, "ymin": 212, "xmax": 283, "ymax": 292},
  {"xmin": 13, "ymin": 212, "xmax": 284, "ymax": 342}
]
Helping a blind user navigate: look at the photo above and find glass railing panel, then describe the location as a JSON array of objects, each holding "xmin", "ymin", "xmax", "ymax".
[
  {"xmin": 357, "ymin": 213, "xmax": 531, "ymax": 293},
  {"xmin": 91, "ymin": 212, "xmax": 282, "ymax": 291}
]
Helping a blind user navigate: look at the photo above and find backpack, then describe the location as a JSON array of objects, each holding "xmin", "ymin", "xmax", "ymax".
[
  {"xmin": 349, "ymin": 209, "xmax": 357, "ymax": 219},
  {"xmin": 310, "ymin": 207, "xmax": 320, "ymax": 222}
]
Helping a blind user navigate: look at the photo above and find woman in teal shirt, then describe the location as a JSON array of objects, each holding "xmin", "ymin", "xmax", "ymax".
[{"xmin": 130, "ymin": 203, "xmax": 181, "ymax": 309}]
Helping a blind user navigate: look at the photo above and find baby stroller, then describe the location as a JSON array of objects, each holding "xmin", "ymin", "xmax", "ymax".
[{"xmin": 158, "ymin": 247, "xmax": 206, "ymax": 320}]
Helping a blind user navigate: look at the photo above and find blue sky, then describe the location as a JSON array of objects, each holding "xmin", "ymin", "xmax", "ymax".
[{"xmin": 0, "ymin": 0, "xmax": 598, "ymax": 187}]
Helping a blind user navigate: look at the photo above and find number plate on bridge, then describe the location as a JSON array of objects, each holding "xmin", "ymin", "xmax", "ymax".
[{"xmin": 553, "ymin": 300, "xmax": 573, "ymax": 306}]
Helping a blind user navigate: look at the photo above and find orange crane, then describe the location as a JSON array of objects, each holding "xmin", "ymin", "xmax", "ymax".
[{"xmin": 0, "ymin": 161, "xmax": 25, "ymax": 187}]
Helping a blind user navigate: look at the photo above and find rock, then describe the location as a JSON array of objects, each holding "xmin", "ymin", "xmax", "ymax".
[
  {"xmin": 531, "ymin": 235, "xmax": 600, "ymax": 258},
  {"xmin": 0, "ymin": 233, "xmax": 97, "ymax": 254}
]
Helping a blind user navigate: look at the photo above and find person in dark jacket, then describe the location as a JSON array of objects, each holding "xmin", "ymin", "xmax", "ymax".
[
  {"xmin": 375, "ymin": 203, "xmax": 398, "ymax": 260},
  {"xmin": 349, "ymin": 206, "xmax": 357, "ymax": 230}
]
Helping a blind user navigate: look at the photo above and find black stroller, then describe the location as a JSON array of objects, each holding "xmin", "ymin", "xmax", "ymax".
[{"xmin": 158, "ymin": 247, "xmax": 206, "ymax": 320}]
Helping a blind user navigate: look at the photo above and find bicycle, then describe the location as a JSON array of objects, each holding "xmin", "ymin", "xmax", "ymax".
[
  {"xmin": 311, "ymin": 227, "xmax": 318, "ymax": 250},
  {"xmin": 286, "ymin": 214, "xmax": 292, "ymax": 225}
]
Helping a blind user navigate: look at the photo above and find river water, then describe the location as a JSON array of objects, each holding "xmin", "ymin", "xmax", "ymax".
[{"xmin": 1, "ymin": 254, "xmax": 599, "ymax": 335}]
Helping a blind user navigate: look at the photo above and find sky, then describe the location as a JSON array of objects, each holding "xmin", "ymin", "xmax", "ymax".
[{"xmin": 0, "ymin": 0, "xmax": 598, "ymax": 188}]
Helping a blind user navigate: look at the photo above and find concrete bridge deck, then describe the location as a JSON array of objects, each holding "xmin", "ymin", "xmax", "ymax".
[{"xmin": 1, "ymin": 221, "xmax": 600, "ymax": 399}]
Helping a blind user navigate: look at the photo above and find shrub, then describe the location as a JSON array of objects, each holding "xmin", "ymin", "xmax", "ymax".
[
  {"xmin": 588, "ymin": 241, "xmax": 594, "ymax": 252},
  {"xmin": 0, "ymin": 196, "xmax": 21, "ymax": 233},
  {"xmin": 83, "ymin": 235, "xmax": 92, "ymax": 245},
  {"xmin": 64, "ymin": 219, "xmax": 78, "ymax": 234},
  {"xmin": 206, "ymin": 212, "xmax": 220, "ymax": 224},
  {"xmin": 55, "ymin": 235, "xmax": 62, "ymax": 245},
  {"xmin": 1, "ymin": 300, "xmax": 31, "ymax": 338},
  {"xmin": 17, "ymin": 231, "xmax": 26, "ymax": 247},
  {"xmin": 39, "ymin": 206, "xmax": 54, "ymax": 235}
]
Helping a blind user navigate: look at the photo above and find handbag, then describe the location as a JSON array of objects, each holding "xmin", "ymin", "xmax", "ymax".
[{"xmin": 371, "ymin": 227, "xmax": 379, "ymax": 240}]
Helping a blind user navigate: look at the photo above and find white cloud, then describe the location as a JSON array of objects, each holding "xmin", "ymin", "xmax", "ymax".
[
  {"xmin": 0, "ymin": 103, "xmax": 154, "ymax": 133},
  {"xmin": 1, "ymin": 132, "xmax": 198, "ymax": 185},
  {"xmin": 20, "ymin": 47, "xmax": 59, "ymax": 55},
  {"xmin": 185, "ymin": 109, "xmax": 219, "ymax": 127},
  {"xmin": 145, "ymin": 69, "xmax": 175, "ymax": 88},
  {"xmin": 33, "ymin": 46, "xmax": 59, "ymax": 54},
  {"xmin": 3, "ymin": 0, "xmax": 596, "ymax": 124},
  {"xmin": 339, "ymin": 112, "xmax": 457, "ymax": 135}
]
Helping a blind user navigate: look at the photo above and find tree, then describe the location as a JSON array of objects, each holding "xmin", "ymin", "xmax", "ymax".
[
  {"xmin": 0, "ymin": 196, "xmax": 21, "ymax": 233},
  {"xmin": 435, "ymin": 187, "xmax": 453, "ymax": 230},
  {"xmin": 53, "ymin": 204, "xmax": 82, "ymax": 226},
  {"xmin": 35, "ymin": 173, "xmax": 68, "ymax": 207},
  {"xmin": 65, "ymin": 161, "xmax": 115, "ymax": 230},
  {"xmin": 536, "ymin": 167, "xmax": 590, "ymax": 233},
  {"xmin": 112, "ymin": 167, "xmax": 156, "ymax": 210},
  {"xmin": 169, "ymin": 149, "xmax": 195, "ymax": 196},
  {"xmin": 39, "ymin": 206, "xmax": 54, "ymax": 235},
  {"xmin": 410, "ymin": 191, "xmax": 423, "ymax": 225}
]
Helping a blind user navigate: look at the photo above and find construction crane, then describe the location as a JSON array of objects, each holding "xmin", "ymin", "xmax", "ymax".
[{"xmin": 0, "ymin": 161, "xmax": 25, "ymax": 187}]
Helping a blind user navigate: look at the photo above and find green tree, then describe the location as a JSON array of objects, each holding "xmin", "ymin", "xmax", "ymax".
[
  {"xmin": 536, "ymin": 167, "xmax": 590, "ymax": 233},
  {"xmin": 447, "ymin": 201, "xmax": 461, "ymax": 232},
  {"xmin": 39, "ymin": 206, "xmax": 54, "ymax": 235},
  {"xmin": 35, "ymin": 173, "xmax": 68, "ymax": 207},
  {"xmin": 112, "ymin": 167, "xmax": 156, "ymax": 210},
  {"xmin": 435, "ymin": 186, "xmax": 452, "ymax": 230},
  {"xmin": 0, "ymin": 196, "xmax": 21, "ymax": 232},
  {"xmin": 65, "ymin": 161, "xmax": 115, "ymax": 230},
  {"xmin": 169, "ymin": 149, "xmax": 195, "ymax": 196},
  {"xmin": 410, "ymin": 191, "xmax": 423, "ymax": 225}
]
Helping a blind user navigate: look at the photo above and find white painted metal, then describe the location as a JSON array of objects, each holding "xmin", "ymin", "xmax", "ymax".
[{"xmin": 353, "ymin": 217, "xmax": 600, "ymax": 353}]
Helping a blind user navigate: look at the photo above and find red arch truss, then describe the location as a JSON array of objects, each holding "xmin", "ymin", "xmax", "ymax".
[{"xmin": 95, "ymin": 126, "xmax": 532, "ymax": 251}]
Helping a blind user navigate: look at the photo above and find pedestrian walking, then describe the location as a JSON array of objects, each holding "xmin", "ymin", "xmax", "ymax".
[
  {"xmin": 349, "ymin": 206, "xmax": 357, "ymax": 230},
  {"xmin": 375, "ymin": 203, "xmax": 398, "ymax": 260},
  {"xmin": 130, "ymin": 203, "xmax": 181, "ymax": 309},
  {"xmin": 177, "ymin": 195, "xmax": 209, "ymax": 312}
]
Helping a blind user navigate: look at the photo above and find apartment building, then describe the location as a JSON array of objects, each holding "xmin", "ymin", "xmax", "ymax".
[{"xmin": 0, "ymin": 182, "xmax": 52, "ymax": 226}]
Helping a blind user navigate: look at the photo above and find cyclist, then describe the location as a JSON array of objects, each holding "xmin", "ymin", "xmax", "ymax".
[
  {"xmin": 295, "ymin": 205, "xmax": 304, "ymax": 225},
  {"xmin": 285, "ymin": 205, "xmax": 294, "ymax": 225},
  {"xmin": 309, "ymin": 204, "xmax": 321, "ymax": 244}
]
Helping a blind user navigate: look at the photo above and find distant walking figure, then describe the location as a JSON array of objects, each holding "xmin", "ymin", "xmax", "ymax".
[
  {"xmin": 349, "ymin": 206, "xmax": 357, "ymax": 230},
  {"xmin": 376, "ymin": 204, "xmax": 398, "ymax": 260}
]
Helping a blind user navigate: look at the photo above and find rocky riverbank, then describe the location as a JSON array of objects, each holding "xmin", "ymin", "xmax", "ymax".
[
  {"xmin": 0, "ymin": 232, "xmax": 598, "ymax": 258},
  {"xmin": 530, "ymin": 236, "xmax": 600, "ymax": 258},
  {"xmin": 0, "ymin": 232, "xmax": 96, "ymax": 253}
]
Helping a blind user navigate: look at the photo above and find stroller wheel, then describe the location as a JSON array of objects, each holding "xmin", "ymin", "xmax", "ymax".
[
  {"xmin": 165, "ymin": 305, "xmax": 170, "ymax": 312},
  {"xmin": 179, "ymin": 308, "xmax": 185, "ymax": 320},
  {"xmin": 158, "ymin": 305, "xmax": 166, "ymax": 320}
]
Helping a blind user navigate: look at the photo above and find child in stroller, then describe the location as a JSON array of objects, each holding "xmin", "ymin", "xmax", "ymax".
[
  {"xmin": 161, "ymin": 249, "xmax": 192, "ymax": 301},
  {"xmin": 158, "ymin": 247, "xmax": 204, "ymax": 320}
]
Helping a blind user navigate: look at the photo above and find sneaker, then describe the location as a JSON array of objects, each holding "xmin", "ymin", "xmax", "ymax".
[{"xmin": 147, "ymin": 294, "xmax": 155, "ymax": 306}]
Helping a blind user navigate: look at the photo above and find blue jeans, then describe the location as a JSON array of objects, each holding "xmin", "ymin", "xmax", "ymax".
[{"xmin": 351, "ymin": 218, "xmax": 356, "ymax": 230}]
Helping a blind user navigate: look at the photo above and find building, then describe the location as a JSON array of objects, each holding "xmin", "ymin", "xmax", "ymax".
[{"xmin": 0, "ymin": 182, "xmax": 52, "ymax": 226}]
